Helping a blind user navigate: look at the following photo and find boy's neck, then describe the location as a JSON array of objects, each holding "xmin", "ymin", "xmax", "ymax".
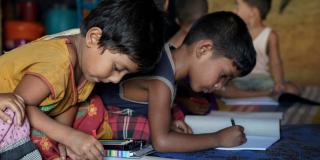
[
  {"xmin": 172, "ymin": 45, "xmax": 191, "ymax": 81},
  {"xmin": 67, "ymin": 34, "xmax": 86, "ymax": 85},
  {"xmin": 248, "ymin": 20, "xmax": 265, "ymax": 39}
]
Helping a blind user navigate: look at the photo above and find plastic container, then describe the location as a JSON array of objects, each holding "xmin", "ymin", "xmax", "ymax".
[
  {"xmin": 45, "ymin": 6, "xmax": 77, "ymax": 34},
  {"xmin": 4, "ymin": 21, "xmax": 44, "ymax": 50}
]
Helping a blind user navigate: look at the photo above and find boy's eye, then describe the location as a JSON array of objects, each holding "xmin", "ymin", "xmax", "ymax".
[{"xmin": 113, "ymin": 64, "xmax": 127, "ymax": 73}]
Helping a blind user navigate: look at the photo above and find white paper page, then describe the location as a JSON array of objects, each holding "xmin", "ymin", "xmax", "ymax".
[
  {"xmin": 185, "ymin": 115, "xmax": 280, "ymax": 137},
  {"xmin": 221, "ymin": 97, "xmax": 279, "ymax": 106},
  {"xmin": 185, "ymin": 115, "xmax": 281, "ymax": 150},
  {"xmin": 217, "ymin": 136, "xmax": 279, "ymax": 150}
]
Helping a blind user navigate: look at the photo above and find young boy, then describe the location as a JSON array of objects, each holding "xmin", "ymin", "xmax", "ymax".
[
  {"xmin": 98, "ymin": 11, "xmax": 256, "ymax": 152},
  {"xmin": 215, "ymin": 0, "xmax": 300, "ymax": 98},
  {"xmin": 0, "ymin": 0, "xmax": 164, "ymax": 159}
]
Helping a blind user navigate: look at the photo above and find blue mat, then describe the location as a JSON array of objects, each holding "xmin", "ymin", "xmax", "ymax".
[{"xmin": 152, "ymin": 125, "xmax": 320, "ymax": 160}]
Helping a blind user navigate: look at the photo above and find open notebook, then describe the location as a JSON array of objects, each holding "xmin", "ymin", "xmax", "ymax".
[{"xmin": 185, "ymin": 111, "xmax": 283, "ymax": 150}]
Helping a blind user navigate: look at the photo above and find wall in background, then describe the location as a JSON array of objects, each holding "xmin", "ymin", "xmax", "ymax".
[{"xmin": 208, "ymin": 0, "xmax": 320, "ymax": 86}]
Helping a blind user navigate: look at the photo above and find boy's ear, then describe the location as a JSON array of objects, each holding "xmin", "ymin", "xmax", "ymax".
[
  {"xmin": 195, "ymin": 40, "xmax": 213, "ymax": 59},
  {"xmin": 85, "ymin": 27, "xmax": 102, "ymax": 48}
]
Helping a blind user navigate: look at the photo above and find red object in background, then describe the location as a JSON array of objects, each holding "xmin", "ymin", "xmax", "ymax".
[
  {"xmin": 4, "ymin": 21, "xmax": 44, "ymax": 50},
  {"xmin": 17, "ymin": 0, "xmax": 38, "ymax": 21}
]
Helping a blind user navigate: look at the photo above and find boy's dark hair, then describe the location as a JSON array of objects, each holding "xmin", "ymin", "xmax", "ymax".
[
  {"xmin": 175, "ymin": 0, "xmax": 208, "ymax": 25},
  {"xmin": 244, "ymin": 0, "xmax": 272, "ymax": 20},
  {"xmin": 80, "ymin": 0, "xmax": 164, "ymax": 72},
  {"xmin": 184, "ymin": 11, "xmax": 256, "ymax": 76}
]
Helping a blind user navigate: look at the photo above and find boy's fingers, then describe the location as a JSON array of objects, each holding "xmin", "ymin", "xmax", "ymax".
[
  {"xmin": 187, "ymin": 126, "xmax": 193, "ymax": 134},
  {"xmin": 0, "ymin": 111, "xmax": 12, "ymax": 124},
  {"xmin": 85, "ymin": 150, "xmax": 97, "ymax": 160},
  {"xmin": 95, "ymin": 142, "xmax": 105, "ymax": 156},
  {"xmin": 58, "ymin": 144, "xmax": 67, "ymax": 160},
  {"xmin": 12, "ymin": 100, "xmax": 25, "ymax": 125},
  {"xmin": 15, "ymin": 96, "xmax": 26, "ymax": 117},
  {"xmin": 8, "ymin": 101, "xmax": 22, "ymax": 125},
  {"xmin": 66, "ymin": 147, "xmax": 81, "ymax": 160},
  {"xmin": 90, "ymin": 146, "xmax": 103, "ymax": 160}
]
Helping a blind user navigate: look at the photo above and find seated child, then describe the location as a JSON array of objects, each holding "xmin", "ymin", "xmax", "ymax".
[
  {"xmin": 97, "ymin": 11, "xmax": 256, "ymax": 152},
  {"xmin": 169, "ymin": 0, "xmax": 208, "ymax": 48},
  {"xmin": 215, "ymin": 0, "xmax": 300, "ymax": 99},
  {"xmin": 0, "ymin": 0, "xmax": 164, "ymax": 159}
]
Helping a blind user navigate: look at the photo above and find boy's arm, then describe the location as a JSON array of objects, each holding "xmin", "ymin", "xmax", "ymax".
[
  {"xmin": 147, "ymin": 80, "xmax": 245, "ymax": 152},
  {"xmin": 54, "ymin": 105, "xmax": 78, "ymax": 126},
  {"xmin": 15, "ymin": 74, "xmax": 76, "ymax": 142},
  {"xmin": 15, "ymin": 74, "xmax": 104, "ymax": 159},
  {"xmin": 268, "ymin": 31, "xmax": 285, "ymax": 92}
]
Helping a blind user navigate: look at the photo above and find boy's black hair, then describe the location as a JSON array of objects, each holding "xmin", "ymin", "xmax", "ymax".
[
  {"xmin": 244, "ymin": 0, "xmax": 272, "ymax": 20},
  {"xmin": 184, "ymin": 11, "xmax": 256, "ymax": 76},
  {"xmin": 80, "ymin": 0, "xmax": 164, "ymax": 72},
  {"xmin": 175, "ymin": 0, "xmax": 208, "ymax": 25}
]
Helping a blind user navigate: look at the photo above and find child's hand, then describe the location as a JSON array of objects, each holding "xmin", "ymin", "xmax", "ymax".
[
  {"xmin": 66, "ymin": 130, "xmax": 104, "ymax": 160},
  {"xmin": 58, "ymin": 143, "xmax": 83, "ymax": 160},
  {"xmin": 0, "ymin": 93, "xmax": 25, "ymax": 125},
  {"xmin": 216, "ymin": 125, "xmax": 246, "ymax": 147},
  {"xmin": 170, "ymin": 120, "xmax": 193, "ymax": 134}
]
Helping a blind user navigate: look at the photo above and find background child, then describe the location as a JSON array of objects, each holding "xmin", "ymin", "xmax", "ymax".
[
  {"xmin": 169, "ymin": 0, "xmax": 208, "ymax": 48},
  {"xmin": 98, "ymin": 11, "xmax": 256, "ymax": 152},
  {"xmin": 0, "ymin": 0, "xmax": 164, "ymax": 159},
  {"xmin": 215, "ymin": 0, "xmax": 300, "ymax": 98}
]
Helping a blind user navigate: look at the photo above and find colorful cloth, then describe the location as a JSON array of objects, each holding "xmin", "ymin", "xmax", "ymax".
[
  {"xmin": 107, "ymin": 103, "xmax": 185, "ymax": 140},
  {"xmin": 31, "ymin": 96, "xmax": 112, "ymax": 160}
]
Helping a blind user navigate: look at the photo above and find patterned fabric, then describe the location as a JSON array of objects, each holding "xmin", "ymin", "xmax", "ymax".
[
  {"xmin": 97, "ymin": 43, "xmax": 176, "ymax": 116},
  {"xmin": 0, "ymin": 109, "xmax": 30, "ymax": 151},
  {"xmin": 152, "ymin": 125, "xmax": 320, "ymax": 160},
  {"xmin": 108, "ymin": 106, "xmax": 150, "ymax": 140},
  {"xmin": 107, "ymin": 103, "xmax": 185, "ymax": 141},
  {"xmin": 31, "ymin": 96, "xmax": 112, "ymax": 160}
]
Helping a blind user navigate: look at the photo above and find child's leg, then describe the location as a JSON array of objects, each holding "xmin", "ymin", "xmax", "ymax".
[
  {"xmin": 106, "ymin": 104, "xmax": 185, "ymax": 140},
  {"xmin": 73, "ymin": 95, "xmax": 113, "ymax": 139},
  {"xmin": 107, "ymin": 106, "xmax": 150, "ymax": 140}
]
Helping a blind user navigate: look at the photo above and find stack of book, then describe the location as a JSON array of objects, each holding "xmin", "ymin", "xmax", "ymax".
[{"xmin": 100, "ymin": 139, "xmax": 154, "ymax": 158}]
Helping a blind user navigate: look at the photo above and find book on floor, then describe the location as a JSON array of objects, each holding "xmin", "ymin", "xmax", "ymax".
[
  {"xmin": 185, "ymin": 111, "xmax": 283, "ymax": 150},
  {"xmin": 100, "ymin": 139, "xmax": 155, "ymax": 158}
]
